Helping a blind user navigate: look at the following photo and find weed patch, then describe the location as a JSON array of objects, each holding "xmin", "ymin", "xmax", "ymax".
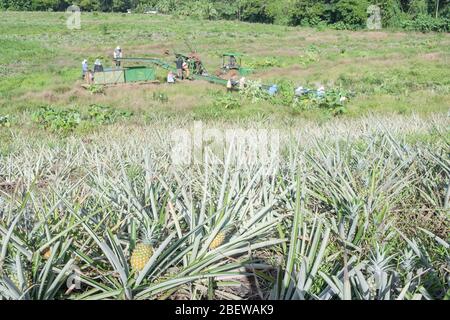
[
  {"xmin": 213, "ymin": 94, "xmax": 241, "ymax": 110},
  {"xmin": 153, "ymin": 91, "xmax": 169, "ymax": 103},
  {"xmin": 31, "ymin": 105, "xmax": 133, "ymax": 133},
  {"xmin": 31, "ymin": 106, "xmax": 81, "ymax": 133},
  {"xmin": 88, "ymin": 104, "xmax": 133, "ymax": 125}
]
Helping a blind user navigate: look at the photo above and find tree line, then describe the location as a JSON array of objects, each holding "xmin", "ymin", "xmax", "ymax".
[{"xmin": 1, "ymin": 0, "xmax": 449, "ymax": 32}]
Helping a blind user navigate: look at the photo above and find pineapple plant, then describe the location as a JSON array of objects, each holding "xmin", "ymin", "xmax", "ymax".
[
  {"xmin": 130, "ymin": 226, "xmax": 159, "ymax": 272},
  {"xmin": 6, "ymin": 263, "xmax": 32, "ymax": 290}
]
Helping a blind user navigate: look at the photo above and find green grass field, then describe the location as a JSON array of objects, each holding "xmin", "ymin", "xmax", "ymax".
[
  {"xmin": 0, "ymin": 12, "xmax": 449, "ymax": 301},
  {"xmin": 1, "ymin": 12, "xmax": 449, "ymax": 122}
]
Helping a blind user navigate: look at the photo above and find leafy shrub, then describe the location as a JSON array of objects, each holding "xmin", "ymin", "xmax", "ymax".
[
  {"xmin": 247, "ymin": 57, "xmax": 281, "ymax": 69},
  {"xmin": 213, "ymin": 94, "xmax": 241, "ymax": 110},
  {"xmin": 31, "ymin": 106, "xmax": 81, "ymax": 133},
  {"xmin": 290, "ymin": 1, "xmax": 329, "ymax": 27},
  {"xmin": 241, "ymin": 78, "xmax": 350, "ymax": 116},
  {"xmin": 87, "ymin": 84, "xmax": 105, "ymax": 95},
  {"xmin": 294, "ymin": 88, "xmax": 351, "ymax": 116},
  {"xmin": 240, "ymin": 80, "xmax": 270, "ymax": 103},
  {"xmin": 88, "ymin": 104, "xmax": 133, "ymax": 125},
  {"xmin": 270, "ymin": 80, "xmax": 296, "ymax": 106},
  {"xmin": 401, "ymin": 15, "xmax": 449, "ymax": 33},
  {"xmin": 298, "ymin": 45, "xmax": 321, "ymax": 65},
  {"xmin": 332, "ymin": 0, "xmax": 369, "ymax": 28},
  {"xmin": 330, "ymin": 21, "xmax": 358, "ymax": 30},
  {"xmin": 31, "ymin": 105, "xmax": 133, "ymax": 132}
]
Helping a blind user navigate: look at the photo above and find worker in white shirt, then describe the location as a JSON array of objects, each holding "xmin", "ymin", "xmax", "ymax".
[
  {"xmin": 81, "ymin": 59, "xmax": 88, "ymax": 79},
  {"xmin": 113, "ymin": 46, "xmax": 123, "ymax": 67},
  {"xmin": 167, "ymin": 71, "xmax": 176, "ymax": 84}
]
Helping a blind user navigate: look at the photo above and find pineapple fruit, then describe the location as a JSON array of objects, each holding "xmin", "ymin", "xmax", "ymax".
[
  {"xmin": 7, "ymin": 264, "xmax": 32, "ymax": 290},
  {"xmin": 130, "ymin": 243, "xmax": 154, "ymax": 271},
  {"xmin": 42, "ymin": 248, "xmax": 51, "ymax": 260},
  {"xmin": 209, "ymin": 232, "xmax": 226, "ymax": 250}
]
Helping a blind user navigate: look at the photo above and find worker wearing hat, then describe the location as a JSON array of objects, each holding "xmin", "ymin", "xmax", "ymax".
[
  {"xmin": 175, "ymin": 56, "xmax": 183, "ymax": 80},
  {"xmin": 94, "ymin": 59, "xmax": 103, "ymax": 73},
  {"xmin": 114, "ymin": 46, "xmax": 123, "ymax": 67},
  {"xmin": 81, "ymin": 59, "xmax": 88, "ymax": 79}
]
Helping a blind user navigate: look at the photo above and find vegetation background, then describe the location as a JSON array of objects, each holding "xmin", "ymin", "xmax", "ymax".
[{"xmin": 1, "ymin": 0, "xmax": 450, "ymax": 32}]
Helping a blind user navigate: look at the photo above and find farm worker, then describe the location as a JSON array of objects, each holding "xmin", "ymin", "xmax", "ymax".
[
  {"xmin": 295, "ymin": 86, "xmax": 304, "ymax": 96},
  {"xmin": 114, "ymin": 46, "xmax": 123, "ymax": 67},
  {"xmin": 182, "ymin": 61, "xmax": 190, "ymax": 79},
  {"xmin": 81, "ymin": 59, "xmax": 88, "ymax": 79},
  {"xmin": 94, "ymin": 59, "xmax": 103, "ymax": 73},
  {"xmin": 317, "ymin": 86, "xmax": 325, "ymax": 98},
  {"xmin": 239, "ymin": 77, "xmax": 246, "ymax": 90},
  {"xmin": 229, "ymin": 55, "xmax": 237, "ymax": 68},
  {"xmin": 85, "ymin": 70, "xmax": 94, "ymax": 84},
  {"xmin": 268, "ymin": 84, "xmax": 278, "ymax": 96},
  {"xmin": 176, "ymin": 56, "xmax": 183, "ymax": 79},
  {"xmin": 226, "ymin": 79, "xmax": 233, "ymax": 92},
  {"xmin": 167, "ymin": 71, "xmax": 176, "ymax": 84}
]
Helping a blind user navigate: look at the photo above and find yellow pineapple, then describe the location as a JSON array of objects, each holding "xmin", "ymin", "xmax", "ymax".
[
  {"xmin": 209, "ymin": 232, "xmax": 226, "ymax": 250},
  {"xmin": 130, "ymin": 243, "xmax": 154, "ymax": 271},
  {"xmin": 42, "ymin": 248, "xmax": 51, "ymax": 260}
]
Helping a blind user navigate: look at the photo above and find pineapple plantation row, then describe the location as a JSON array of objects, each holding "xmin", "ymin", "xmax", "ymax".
[{"xmin": 0, "ymin": 115, "xmax": 449, "ymax": 300}]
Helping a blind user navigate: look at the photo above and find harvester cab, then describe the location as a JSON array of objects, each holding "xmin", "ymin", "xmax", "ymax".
[
  {"xmin": 222, "ymin": 53, "xmax": 242, "ymax": 70},
  {"xmin": 221, "ymin": 53, "xmax": 253, "ymax": 78}
]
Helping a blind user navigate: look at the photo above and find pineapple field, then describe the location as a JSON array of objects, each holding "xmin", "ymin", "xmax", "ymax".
[{"xmin": 0, "ymin": 11, "xmax": 449, "ymax": 301}]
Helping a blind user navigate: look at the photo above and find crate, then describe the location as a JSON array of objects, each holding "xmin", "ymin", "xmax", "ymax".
[{"xmin": 124, "ymin": 67, "xmax": 156, "ymax": 83}]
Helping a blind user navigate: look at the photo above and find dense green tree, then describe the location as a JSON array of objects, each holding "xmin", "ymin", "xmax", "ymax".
[
  {"xmin": 4, "ymin": 0, "xmax": 32, "ymax": 10},
  {"xmin": 212, "ymin": 0, "xmax": 239, "ymax": 20},
  {"xmin": 332, "ymin": 0, "xmax": 370, "ymax": 27},
  {"xmin": 78, "ymin": 0, "xmax": 100, "ymax": 11},
  {"xmin": 31, "ymin": 0, "xmax": 67, "ymax": 10},
  {"xmin": 112, "ymin": 0, "xmax": 129, "ymax": 12},
  {"xmin": 409, "ymin": 0, "xmax": 429, "ymax": 15},
  {"xmin": 264, "ymin": 0, "xmax": 294, "ymax": 25},
  {"xmin": 238, "ymin": 0, "xmax": 273, "ymax": 23},
  {"xmin": 374, "ymin": 0, "xmax": 405, "ymax": 27},
  {"xmin": 289, "ymin": 0, "xmax": 331, "ymax": 26}
]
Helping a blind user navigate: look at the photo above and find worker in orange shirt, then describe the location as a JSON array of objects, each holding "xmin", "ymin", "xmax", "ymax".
[{"xmin": 182, "ymin": 61, "xmax": 190, "ymax": 79}]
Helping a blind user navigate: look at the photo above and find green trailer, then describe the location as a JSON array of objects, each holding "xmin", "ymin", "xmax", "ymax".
[
  {"xmin": 124, "ymin": 66, "xmax": 156, "ymax": 83},
  {"xmin": 93, "ymin": 67, "xmax": 156, "ymax": 85},
  {"xmin": 94, "ymin": 69, "xmax": 125, "ymax": 85}
]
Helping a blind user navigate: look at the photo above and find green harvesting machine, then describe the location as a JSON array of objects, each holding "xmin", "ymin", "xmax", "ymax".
[{"xmin": 221, "ymin": 53, "xmax": 253, "ymax": 76}]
